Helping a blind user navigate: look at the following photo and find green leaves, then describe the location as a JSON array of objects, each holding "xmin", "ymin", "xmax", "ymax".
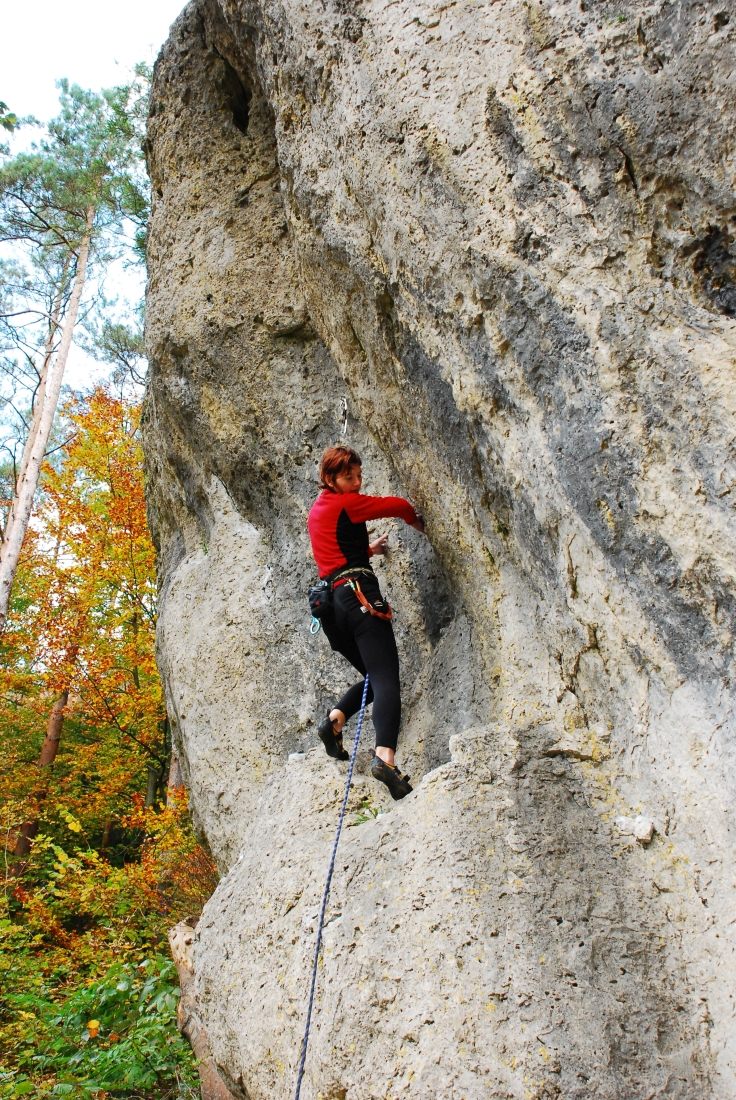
[
  {"xmin": 348, "ymin": 798, "xmax": 386, "ymax": 826},
  {"xmin": 0, "ymin": 104, "xmax": 18, "ymax": 135},
  {"xmin": 4, "ymin": 957, "xmax": 197, "ymax": 1097},
  {"xmin": 0, "ymin": 1075, "xmax": 37, "ymax": 1098},
  {"xmin": 82, "ymin": 311, "xmax": 146, "ymax": 387},
  {"xmin": 56, "ymin": 807, "xmax": 83, "ymax": 834},
  {"xmin": 0, "ymin": 77, "xmax": 150, "ymax": 260}
]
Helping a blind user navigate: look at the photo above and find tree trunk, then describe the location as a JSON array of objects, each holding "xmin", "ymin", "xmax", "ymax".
[
  {"xmin": 3, "ymin": 264, "xmax": 69, "ymax": 547},
  {"xmin": 169, "ymin": 919, "xmax": 238, "ymax": 1100},
  {"xmin": 0, "ymin": 209, "xmax": 94, "ymax": 632},
  {"xmin": 145, "ymin": 761, "xmax": 165, "ymax": 809},
  {"xmin": 4, "ymin": 326, "xmax": 52, "ymax": 546},
  {"xmin": 131, "ymin": 611, "xmax": 140, "ymax": 689},
  {"xmin": 38, "ymin": 690, "xmax": 68, "ymax": 767},
  {"xmin": 167, "ymin": 751, "xmax": 184, "ymax": 805},
  {"xmin": 12, "ymin": 821, "xmax": 40, "ymax": 861},
  {"xmin": 12, "ymin": 690, "xmax": 69, "ymax": 864}
]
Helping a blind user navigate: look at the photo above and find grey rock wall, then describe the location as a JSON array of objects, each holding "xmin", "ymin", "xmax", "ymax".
[{"xmin": 144, "ymin": 0, "xmax": 736, "ymax": 1096}]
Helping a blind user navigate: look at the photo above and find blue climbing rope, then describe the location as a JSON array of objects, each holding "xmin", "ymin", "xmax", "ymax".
[{"xmin": 293, "ymin": 674, "xmax": 371, "ymax": 1100}]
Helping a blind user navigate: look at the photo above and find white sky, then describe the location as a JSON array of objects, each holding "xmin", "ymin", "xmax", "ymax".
[
  {"xmin": 2, "ymin": 0, "xmax": 185, "ymax": 126},
  {"xmin": 1, "ymin": 0, "xmax": 185, "ymax": 387}
]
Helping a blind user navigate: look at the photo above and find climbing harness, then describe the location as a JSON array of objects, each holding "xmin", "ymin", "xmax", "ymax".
[
  {"xmin": 347, "ymin": 577, "xmax": 392, "ymax": 621},
  {"xmin": 293, "ymin": 674, "xmax": 371, "ymax": 1100},
  {"xmin": 307, "ymin": 567, "xmax": 391, "ymax": 633},
  {"xmin": 331, "ymin": 565, "xmax": 377, "ymax": 586}
]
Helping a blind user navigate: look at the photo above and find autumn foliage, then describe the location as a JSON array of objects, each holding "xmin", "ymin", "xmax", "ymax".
[
  {"xmin": 2, "ymin": 389, "xmax": 162, "ymax": 831},
  {"xmin": 0, "ymin": 388, "xmax": 218, "ymax": 1098}
]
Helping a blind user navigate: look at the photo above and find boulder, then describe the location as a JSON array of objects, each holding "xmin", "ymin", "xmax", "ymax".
[{"xmin": 144, "ymin": 1, "xmax": 736, "ymax": 1095}]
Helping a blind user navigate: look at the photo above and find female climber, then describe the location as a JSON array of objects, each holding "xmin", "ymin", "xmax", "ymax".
[{"xmin": 308, "ymin": 445, "xmax": 426, "ymax": 800}]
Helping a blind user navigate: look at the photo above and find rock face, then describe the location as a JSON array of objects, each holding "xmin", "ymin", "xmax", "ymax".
[{"xmin": 143, "ymin": 1, "xmax": 736, "ymax": 1096}]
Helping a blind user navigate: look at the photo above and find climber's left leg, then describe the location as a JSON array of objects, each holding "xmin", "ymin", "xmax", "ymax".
[
  {"xmin": 317, "ymin": 614, "xmax": 375, "ymax": 759},
  {"xmin": 320, "ymin": 617, "xmax": 376, "ymax": 720}
]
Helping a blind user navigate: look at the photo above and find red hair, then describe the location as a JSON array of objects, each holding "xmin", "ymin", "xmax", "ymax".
[{"xmin": 319, "ymin": 445, "xmax": 362, "ymax": 491}]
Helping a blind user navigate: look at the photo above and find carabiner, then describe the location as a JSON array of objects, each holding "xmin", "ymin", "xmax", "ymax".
[{"xmin": 309, "ymin": 616, "xmax": 321, "ymax": 635}]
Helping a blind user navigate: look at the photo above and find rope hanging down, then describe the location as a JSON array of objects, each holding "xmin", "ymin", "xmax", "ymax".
[{"xmin": 293, "ymin": 674, "xmax": 371, "ymax": 1100}]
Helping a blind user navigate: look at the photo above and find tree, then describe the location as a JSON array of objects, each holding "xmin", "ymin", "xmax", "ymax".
[
  {"xmin": 2, "ymin": 387, "xmax": 165, "ymax": 846},
  {"xmin": 84, "ymin": 308, "xmax": 147, "ymax": 388},
  {"xmin": 0, "ymin": 75, "xmax": 149, "ymax": 633},
  {"xmin": 0, "ymin": 392, "xmax": 218, "ymax": 1097}
]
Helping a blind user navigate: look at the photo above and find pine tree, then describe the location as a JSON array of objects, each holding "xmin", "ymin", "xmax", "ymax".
[{"xmin": 0, "ymin": 75, "xmax": 149, "ymax": 631}]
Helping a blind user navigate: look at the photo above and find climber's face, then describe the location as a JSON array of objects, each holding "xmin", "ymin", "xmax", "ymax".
[{"xmin": 332, "ymin": 463, "xmax": 363, "ymax": 495}]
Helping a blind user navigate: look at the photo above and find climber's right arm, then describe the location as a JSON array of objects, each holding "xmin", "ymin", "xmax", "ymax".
[{"xmin": 342, "ymin": 492, "xmax": 422, "ymax": 528}]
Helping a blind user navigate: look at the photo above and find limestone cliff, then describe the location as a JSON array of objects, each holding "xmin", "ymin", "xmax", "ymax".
[{"xmin": 143, "ymin": 0, "xmax": 736, "ymax": 1096}]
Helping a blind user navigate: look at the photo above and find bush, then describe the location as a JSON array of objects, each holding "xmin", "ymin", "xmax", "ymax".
[
  {"xmin": 2, "ymin": 956, "xmax": 198, "ymax": 1098},
  {"xmin": 0, "ymin": 796, "xmax": 217, "ymax": 1097}
]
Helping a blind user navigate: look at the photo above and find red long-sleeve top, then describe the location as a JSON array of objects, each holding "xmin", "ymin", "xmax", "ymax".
[{"xmin": 308, "ymin": 489, "xmax": 418, "ymax": 579}]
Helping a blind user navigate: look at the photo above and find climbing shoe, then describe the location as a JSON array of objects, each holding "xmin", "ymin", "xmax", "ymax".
[
  {"xmin": 371, "ymin": 754, "xmax": 413, "ymax": 800},
  {"xmin": 317, "ymin": 713, "xmax": 349, "ymax": 761}
]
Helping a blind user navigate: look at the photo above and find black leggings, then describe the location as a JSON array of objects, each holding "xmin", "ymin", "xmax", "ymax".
[{"xmin": 320, "ymin": 578, "xmax": 401, "ymax": 751}]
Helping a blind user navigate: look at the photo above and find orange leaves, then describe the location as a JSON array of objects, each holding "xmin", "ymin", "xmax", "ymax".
[
  {"xmin": 0, "ymin": 385, "xmax": 164, "ymax": 835},
  {"xmin": 22, "ymin": 388, "xmax": 159, "ymax": 727},
  {"xmin": 122, "ymin": 789, "xmax": 219, "ymax": 920},
  {"xmin": 0, "ymin": 335, "xmax": 213, "ymax": 1094},
  {"xmin": 0, "ymin": 382, "xmax": 216, "ymax": 1081}
]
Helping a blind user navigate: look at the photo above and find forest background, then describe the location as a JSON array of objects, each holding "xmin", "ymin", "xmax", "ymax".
[{"xmin": 0, "ymin": 14, "xmax": 221, "ymax": 1098}]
